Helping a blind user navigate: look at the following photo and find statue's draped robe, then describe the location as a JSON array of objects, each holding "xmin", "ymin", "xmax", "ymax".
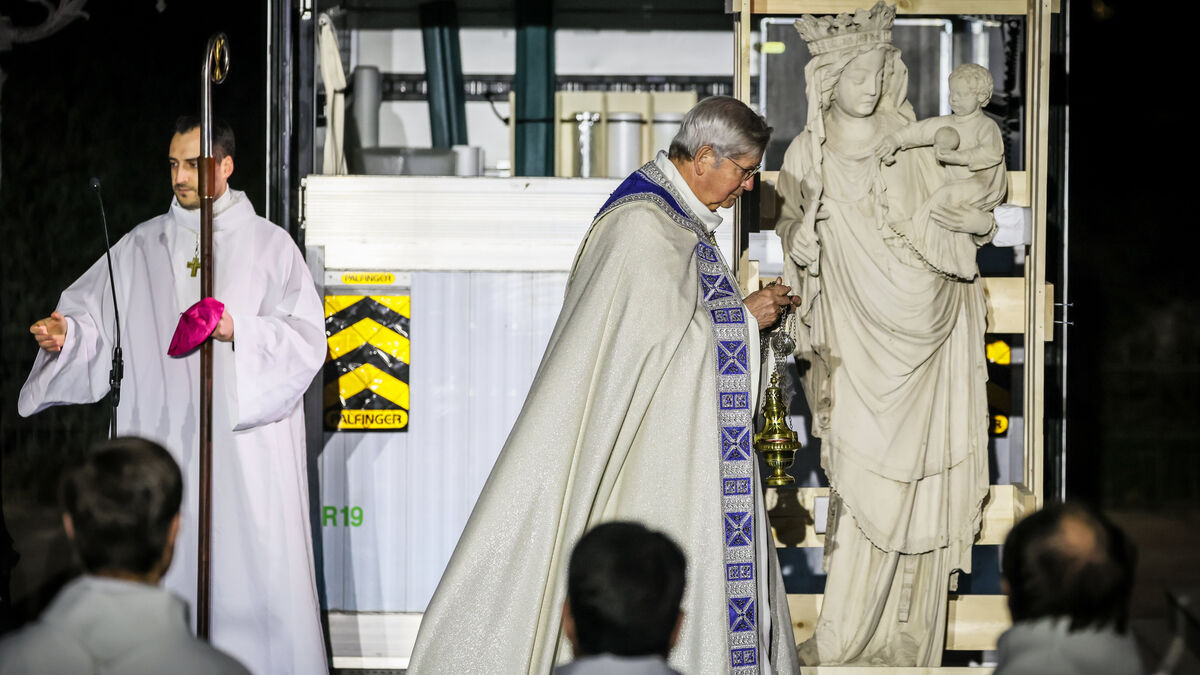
[
  {"xmin": 19, "ymin": 190, "xmax": 328, "ymax": 675},
  {"xmin": 409, "ymin": 154, "xmax": 800, "ymax": 675},
  {"xmin": 777, "ymin": 129, "xmax": 990, "ymax": 666}
]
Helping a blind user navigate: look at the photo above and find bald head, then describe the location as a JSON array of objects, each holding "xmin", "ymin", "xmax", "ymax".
[
  {"xmin": 1002, "ymin": 502, "xmax": 1136, "ymax": 633},
  {"xmin": 1055, "ymin": 512, "xmax": 1104, "ymax": 563}
]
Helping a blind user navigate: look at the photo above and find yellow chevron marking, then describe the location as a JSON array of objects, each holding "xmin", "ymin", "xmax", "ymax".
[
  {"xmin": 327, "ymin": 317, "xmax": 410, "ymax": 362},
  {"xmin": 333, "ymin": 362, "xmax": 410, "ymax": 409},
  {"xmin": 374, "ymin": 295, "xmax": 410, "ymax": 317},
  {"xmin": 324, "ymin": 295, "xmax": 365, "ymax": 318}
]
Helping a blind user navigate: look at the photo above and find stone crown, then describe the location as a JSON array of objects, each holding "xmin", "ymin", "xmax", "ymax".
[{"xmin": 795, "ymin": 1, "xmax": 896, "ymax": 56}]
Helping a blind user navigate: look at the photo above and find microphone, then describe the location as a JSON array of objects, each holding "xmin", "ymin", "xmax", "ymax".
[{"xmin": 91, "ymin": 177, "xmax": 124, "ymax": 439}]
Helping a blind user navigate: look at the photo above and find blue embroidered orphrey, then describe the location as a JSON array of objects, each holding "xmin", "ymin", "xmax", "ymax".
[{"xmin": 595, "ymin": 162, "xmax": 762, "ymax": 674}]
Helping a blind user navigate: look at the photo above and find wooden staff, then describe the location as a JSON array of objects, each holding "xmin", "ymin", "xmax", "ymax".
[{"xmin": 198, "ymin": 32, "xmax": 229, "ymax": 641}]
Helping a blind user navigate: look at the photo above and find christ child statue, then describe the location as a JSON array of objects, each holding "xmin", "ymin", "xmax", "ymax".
[{"xmin": 876, "ymin": 62, "xmax": 1007, "ymax": 280}]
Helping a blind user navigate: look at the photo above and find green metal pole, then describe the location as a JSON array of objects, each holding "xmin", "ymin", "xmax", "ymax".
[
  {"xmin": 514, "ymin": 0, "xmax": 554, "ymax": 176},
  {"xmin": 420, "ymin": 1, "xmax": 468, "ymax": 148}
]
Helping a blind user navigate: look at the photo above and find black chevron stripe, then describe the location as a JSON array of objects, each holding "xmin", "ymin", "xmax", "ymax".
[
  {"xmin": 324, "ymin": 342, "xmax": 410, "ymax": 381},
  {"xmin": 335, "ymin": 389, "xmax": 406, "ymax": 410},
  {"xmin": 326, "ymin": 297, "xmax": 410, "ymax": 335}
]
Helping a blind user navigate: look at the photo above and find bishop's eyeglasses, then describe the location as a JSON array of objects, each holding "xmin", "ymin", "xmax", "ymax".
[{"xmin": 725, "ymin": 156, "xmax": 761, "ymax": 182}]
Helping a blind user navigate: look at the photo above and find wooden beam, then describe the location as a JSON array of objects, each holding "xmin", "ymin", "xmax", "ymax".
[
  {"xmin": 1023, "ymin": 0, "xmax": 1052, "ymax": 505},
  {"xmin": 733, "ymin": 0, "xmax": 754, "ymax": 282},
  {"xmin": 983, "ymin": 278, "xmax": 1054, "ymax": 339},
  {"xmin": 1006, "ymin": 170, "xmax": 1029, "ymax": 207},
  {"xmin": 946, "ymin": 594, "xmax": 1011, "ymax": 650},
  {"xmin": 732, "ymin": 0, "xmax": 1059, "ymax": 15}
]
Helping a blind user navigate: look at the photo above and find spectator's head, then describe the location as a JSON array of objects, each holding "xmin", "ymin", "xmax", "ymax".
[
  {"xmin": 1001, "ymin": 501, "xmax": 1136, "ymax": 633},
  {"xmin": 60, "ymin": 437, "xmax": 184, "ymax": 584},
  {"xmin": 563, "ymin": 522, "xmax": 687, "ymax": 659}
]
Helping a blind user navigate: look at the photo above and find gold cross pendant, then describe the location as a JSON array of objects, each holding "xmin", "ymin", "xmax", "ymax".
[{"xmin": 187, "ymin": 255, "xmax": 201, "ymax": 277}]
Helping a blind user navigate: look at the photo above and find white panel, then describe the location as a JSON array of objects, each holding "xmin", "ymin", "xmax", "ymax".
[
  {"xmin": 356, "ymin": 28, "xmax": 516, "ymax": 75},
  {"xmin": 329, "ymin": 611, "xmax": 421, "ymax": 669},
  {"xmin": 345, "ymin": 434, "xmax": 402, "ymax": 609},
  {"xmin": 531, "ymin": 274, "xmax": 568, "ymax": 366},
  {"xmin": 373, "ymin": 99, "xmax": 517, "ymax": 164},
  {"xmin": 370, "ymin": 97, "xmax": 509, "ymax": 169},
  {"xmin": 460, "ymin": 29, "xmax": 517, "ymax": 74},
  {"xmin": 468, "ymin": 274, "xmax": 521, "ymax": 492},
  {"xmin": 714, "ymin": 205, "xmax": 736, "ymax": 269},
  {"xmin": 319, "ymin": 434, "xmax": 348, "ymax": 608},
  {"xmin": 355, "ymin": 30, "xmax": 422, "ymax": 71},
  {"xmin": 359, "ymin": 28, "xmax": 741, "ymax": 78},
  {"xmin": 304, "ymin": 176, "xmax": 620, "ymax": 272},
  {"xmin": 405, "ymin": 272, "xmax": 473, "ymax": 610},
  {"xmin": 317, "ymin": 271, "xmax": 570, "ymax": 612},
  {"xmin": 311, "ymin": 180, "xmax": 760, "ymax": 612},
  {"xmin": 555, "ymin": 30, "xmax": 751, "ymax": 76},
  {"xmin": 465, "ymin": 101, "xmax": 510, "ymax": 171},
  {"xmin": 378, "ymin": 101, "xmax": 432, "ymax": 148}
]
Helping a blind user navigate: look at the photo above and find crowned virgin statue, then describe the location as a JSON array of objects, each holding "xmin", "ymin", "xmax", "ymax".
[{"xmin": 776, "ymin": 2, "xmax": 996, "ymax": 666}]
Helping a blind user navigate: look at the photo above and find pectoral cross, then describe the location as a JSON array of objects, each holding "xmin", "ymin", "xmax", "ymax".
[{"xmin": 187, "ymin": 255, "xmax": 201, "ymax": 277}]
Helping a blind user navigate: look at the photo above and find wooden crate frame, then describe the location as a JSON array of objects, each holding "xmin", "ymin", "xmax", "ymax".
[{"xmin": 729, "ymin": 0, "xmax": 1056, "ymax": 516}]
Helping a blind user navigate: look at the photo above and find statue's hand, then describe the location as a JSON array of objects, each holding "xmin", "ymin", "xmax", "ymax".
[
  {"xmin": 785, "ymin": 174, "xmax": 827, "ymax": 268},
  {"xmin": 786, "ymin": 222, "xmax": 821, "ymax": 268},
  {"xmin": 935, "ymin": 147, "xmax": 969, "ymax": 166},
  {"xmin": 798, "ymin": 173, "xmax": 823, "ymax": 209},
  {"xmin": 930, "ymin": 203, "xmax": 994, "ymax": 236},
  {"xmin": 875, "ymin": 135, "xmax": 900, "ymax": 165}
]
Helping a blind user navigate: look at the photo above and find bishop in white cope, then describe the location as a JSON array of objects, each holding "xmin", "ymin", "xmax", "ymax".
[
  {"xmin": 20, "ymin": 119, "xmax": 328, "ymax": 675},
  {"xmin": 409, "ymin": 97, "xmax": 800, "ymax": 675}
]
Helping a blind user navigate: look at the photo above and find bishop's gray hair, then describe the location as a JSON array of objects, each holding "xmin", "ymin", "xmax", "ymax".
[{"xmin": 668, "ymin": 96, "xmax": 772, "ymax": 162}]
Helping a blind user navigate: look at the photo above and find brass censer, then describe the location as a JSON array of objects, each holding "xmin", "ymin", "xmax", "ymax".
[{"xmin": 754, "ymin": 307, "xmax": 802, "ymax": 487}]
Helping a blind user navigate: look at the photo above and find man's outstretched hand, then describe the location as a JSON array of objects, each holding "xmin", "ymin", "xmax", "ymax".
[{"xmin": 30, "ymin": 311, "xmax": 68, "ymax": 352}]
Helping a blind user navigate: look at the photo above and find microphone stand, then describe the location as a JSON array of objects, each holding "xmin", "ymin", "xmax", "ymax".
[{"xmin": 90, "ymin": 178, "xmax": 123, "ymax": 439}]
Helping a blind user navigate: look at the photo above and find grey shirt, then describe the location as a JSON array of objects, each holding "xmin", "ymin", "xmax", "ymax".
[
  {"xmin": 0, "ymin": 575, "xmax": 250, "ymax": 675},
  {"xmin": 995, "ymin": 617, "xmax": 1143, "ymax": 675}
]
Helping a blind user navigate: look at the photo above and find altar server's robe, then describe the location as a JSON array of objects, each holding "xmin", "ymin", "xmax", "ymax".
[
  {"xmin": 19, "ymin": 189, "xmax": 328, "ymax": 675},
  {"xmin": 409, "ymin": 155, "xmax": 799, "ymax": 675}
]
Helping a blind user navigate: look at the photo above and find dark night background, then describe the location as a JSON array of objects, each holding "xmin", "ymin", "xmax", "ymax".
[{"xmin": 0, "ymin": 0, "xmax": 1196, "ymax": 650}]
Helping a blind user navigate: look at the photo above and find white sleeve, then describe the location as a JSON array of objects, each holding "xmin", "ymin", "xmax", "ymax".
[
  {"xmin": 18, "ymin": 257, "xmax": 115, "ymax": 417},
  {"xmin": 228, "ymin": 239, "xmax": 326, "ymax": 430}
]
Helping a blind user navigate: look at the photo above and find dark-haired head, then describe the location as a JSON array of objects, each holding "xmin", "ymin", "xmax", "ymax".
[
  {"xmin": 60, "ymin": 437, "xmax": 183, "ymax": 581},
  {"xmin": 170, "ymin": 116, "xmax": 236, "ymax": 210},
  {"xmin": 564, "ymin": 521, "xmax": 686, "ymax": 658},
  {"xmin": 173, "ymin": 115, "xmax": 235, "ymax": 161},
  {"xmin": 1001, "ymin": 501, "xmax": 1136, "ymax": 633}
]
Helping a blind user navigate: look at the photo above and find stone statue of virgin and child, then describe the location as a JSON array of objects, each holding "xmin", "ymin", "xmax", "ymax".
[{"xmin": 776, "ymin": 1, "xmax": 1003, "ymax": 666}]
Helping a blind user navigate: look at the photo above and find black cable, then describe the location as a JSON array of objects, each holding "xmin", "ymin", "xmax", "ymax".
[
  {"xmin": 90, "ymin": 178, "xmax": 123, "ymax": 439},
  {"xmin": 484, "ymin": 91, "xmax": 510, "ymax": 125}
]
